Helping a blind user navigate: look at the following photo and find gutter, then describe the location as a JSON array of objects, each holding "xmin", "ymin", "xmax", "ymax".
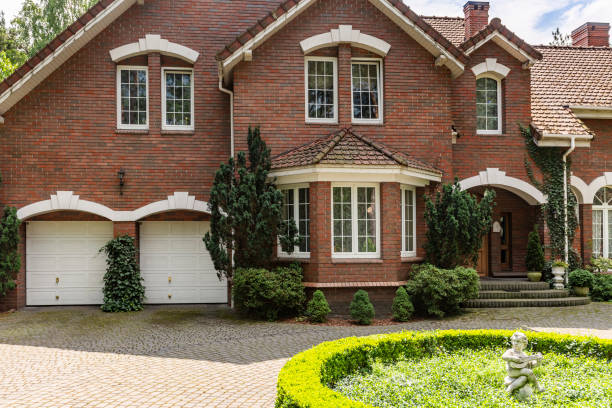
[
  {"xmin": 562, "ymin": 136, "xmax": 576, "ymax": 286},
  {"xmin": 218, "ymin": 61, "xmax": 234, "ymax": 158}
]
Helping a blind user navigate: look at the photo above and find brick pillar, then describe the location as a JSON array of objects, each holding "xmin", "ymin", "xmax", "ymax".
[
  {"xmin": 0, "ymin": 223, "xmax": 26, "ymax": 311},
  {"xmin": 381, "ymin": 183, "xmax": 401, "ymax": 275},
  {"xmin": 337, "ymin": 44, "xmax": 352, "ymax": 127},
  {"xmin": 490, "ymin": 231, "xmax": 501, "ymax": 275},
  {"xmin": 148, "ymin": 53, "xmax": 161, "ymax": 134},
  {"xmin": 307, "ymin": 181, "xmax": 331, "ymax": 283},
  {"xmin": 580, "ymin": 204, "xmax": 593, "ymax": 262}
]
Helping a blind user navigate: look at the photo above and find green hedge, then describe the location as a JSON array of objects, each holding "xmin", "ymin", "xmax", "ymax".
[{"xmin": 275, "ymin": 330, "xmax": 612, "ymax": 408}]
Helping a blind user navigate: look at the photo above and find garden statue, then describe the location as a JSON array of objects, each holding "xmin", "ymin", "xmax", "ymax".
[{"xmin": 502, "ymin": 331, "xmax": 544, "ymax": 401}]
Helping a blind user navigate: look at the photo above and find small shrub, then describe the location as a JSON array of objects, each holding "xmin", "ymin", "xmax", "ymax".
[
  {"xmin": 568, "ymin": 269, "xmax": 594, "ymax": 288},
  {"xmin": 552, "ymin": 259, "xmax": 569, "ymax": 268},
  {"xmin": 349, "ymin": 290, "xmax": 375, "ymax": 325},
  {"xmin": 233, "ymin": 264, "xmax": 305, "ymax": 321},
  {"xmin": 100, "ymin": 235, "xmax": 145, "ymax": 312},
  {"xmin": 525, "ymin": 225, "xmax": 545, "ymax": 272},
  {"xmin": 306, "ymin": 290, "xmax": 331, "ymax": 323},
  {"xmin": 591, "ymin": 274, "xmax": 612, "ymax": 302},
  {"xmin": 406, "ymin": 264, "xmax": 479, "ymax": 318},
  {"xmin": 391, "ymin": 286, "xmax": 414, "ymax": 322}
]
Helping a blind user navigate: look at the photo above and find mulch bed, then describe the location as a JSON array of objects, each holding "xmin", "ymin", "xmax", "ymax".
[{"xmin": 281, "ymin": 316, "xmax": 422, "ymax": 326}]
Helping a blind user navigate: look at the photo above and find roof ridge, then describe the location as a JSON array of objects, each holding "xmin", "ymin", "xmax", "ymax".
[
  {"xmin": 312, "ymin": 128, "xmax": 347, "ymax": 164},
  {"xmin": 535, "ymin": 45, "xmax": 612, "ymax": 51},
  {"xmin": 270, "ymin": 130, "xmax": 337, "ymax": 161},
  {"xmin": 347, "ymin": 129, "xmax": 408, "ymax": 166},
  {"xmin": 421, "ymin": 15, "xmax": 464, "ymax": 21}
]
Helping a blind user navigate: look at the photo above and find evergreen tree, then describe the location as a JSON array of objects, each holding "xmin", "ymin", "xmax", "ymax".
[
  {"xmin": 424, "ymin": 180, "xmax": 495, "ymax": 269},
  {"xmin": 0, "ymin": 207, "xmax": 21, "ymax": 297},
  {"xmin": 204, "ymin": 127, "xmax": 298, "ymax": 285},
  {"xmin": 525, "ymin": 225, "xmax": 545, "ymax": 272},
  {"xmin": 549, "ymin": 27, "xmax": 571, "ymax": 46}
]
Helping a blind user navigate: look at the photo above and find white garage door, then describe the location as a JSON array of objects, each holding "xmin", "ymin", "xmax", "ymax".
[
  {"xmin": 140, "ymin": 221, "xmax": 227, "ymax": 304},
  {"xmin": 26, "ymin": 221, "xmax": 113, "ymax": 305}
]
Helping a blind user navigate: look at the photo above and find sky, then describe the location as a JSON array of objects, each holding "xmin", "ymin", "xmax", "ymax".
[{"xmin": 1, "ymin": 0, "xmax": 611, "ymax": 45}]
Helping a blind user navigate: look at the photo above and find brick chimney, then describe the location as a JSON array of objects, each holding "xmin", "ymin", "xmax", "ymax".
[
  {"xmin": 464, "ymin": 1, "xmax": 490, "ymax": 39},
  {"xmin": 571, "ymin": 22, "xmax": 610, "ymax": 47}
]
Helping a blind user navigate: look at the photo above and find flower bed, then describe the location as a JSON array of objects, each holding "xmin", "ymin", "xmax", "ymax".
[{"xmin": 275, "ymin": 330, "xmax": 612, "ymax": 408}]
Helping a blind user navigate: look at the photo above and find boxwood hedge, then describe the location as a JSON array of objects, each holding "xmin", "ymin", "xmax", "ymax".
[{"xmin": 275, "ymin": 330, "xmax": 612, "ymax": 408}]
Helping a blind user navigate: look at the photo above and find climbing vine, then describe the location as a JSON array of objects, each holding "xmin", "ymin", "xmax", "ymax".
[
  {"xmin": 0, "ymin": 206, "xmax": 21, "ymax": 297},
  {"xmin": 522, "ymin": 126, "xmax": 578, "ymax": 260}
]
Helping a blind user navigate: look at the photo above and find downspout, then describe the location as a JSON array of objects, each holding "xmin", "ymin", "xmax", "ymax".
[
  {"xmin": 562, "ymin": 136, "xmax": 576, "ymax": 286},
  {"xmin": 218, "ymin": 61, "xmax": 234, "ymax": 158}
]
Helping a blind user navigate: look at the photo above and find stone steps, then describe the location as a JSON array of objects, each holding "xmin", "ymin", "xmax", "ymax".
[
  {"xmin": 478, "ymin": 289, "xmax": 569, "ymax": 299},
  {"xmin": 464, "ymin": 297, "xmax": 591, "ymax": 308},
  {"xmin": 479, "ymin": 280, "xmax": 549, "ymax": 291}
]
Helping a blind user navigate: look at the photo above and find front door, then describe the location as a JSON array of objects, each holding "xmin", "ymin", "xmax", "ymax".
[
  {"xmin": 476, "ymin": 233, "xmax": 489, "ymax": 277},
  {"xmin": 500, "ymin": 212, "xmax": 512, "ymax": 271}
]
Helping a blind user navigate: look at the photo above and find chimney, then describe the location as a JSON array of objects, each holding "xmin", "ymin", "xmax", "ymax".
[
  {"xmin": 464, "ymin": 1, "xmax": 490, "ymax": 39},
  {"xmin": 571, "ymin": 22, "xmax": 610, "ymax": 47}
]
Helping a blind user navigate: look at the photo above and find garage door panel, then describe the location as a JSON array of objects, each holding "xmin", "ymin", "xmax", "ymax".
[
  {"xmin": 26, "ymin": 221, "xmax": 112, "ymax": 306},
  {"xmin": 140, "ymin": 221, "xmax": 227, "ymax": 304}
]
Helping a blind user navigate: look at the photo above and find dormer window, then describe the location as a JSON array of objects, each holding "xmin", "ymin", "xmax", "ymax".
[{"xmin": 476, "ymin": 76, "xmax": 501, "ymax": 134}]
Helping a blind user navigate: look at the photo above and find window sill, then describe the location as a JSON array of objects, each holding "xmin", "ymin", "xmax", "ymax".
[
  {"xmin": 332, "ymin": 258, "xmax": 383, "ymax": 264},
  {"xmin": 351, "ymin": 120, "xmax": 384, "ymax": 126},
  {"xmin": 476, "ymin": 130, "xmax": 502, "ymax": 135},
  {"xmin": 161, "ymin": 129, "xmax": 196, "ymax": 135},
  {"xmin": 401, "ymin": 256, "xmax": 424, "ymax": 263},
  {"xmin": 115, "ymin": 128, "xmax": 149, "ymax": 134},
  {"xmin": 305, "ymin": 120, "xmax": 338, "ymax": 125}
]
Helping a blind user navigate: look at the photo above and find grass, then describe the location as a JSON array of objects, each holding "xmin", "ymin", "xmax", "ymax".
[{"xmin": 333, "ymin": 347, "xmax": 612, "ymax": 408}]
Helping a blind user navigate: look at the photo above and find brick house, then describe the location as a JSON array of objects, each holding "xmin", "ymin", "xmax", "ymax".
[{"xmin": 0, "ymin": 0, "xmax": 610, "ymax": 309}]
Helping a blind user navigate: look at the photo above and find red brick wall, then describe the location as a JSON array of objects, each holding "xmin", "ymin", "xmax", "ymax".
[{"xmin": 572, "ymin": 119, "xmax": 612, "ymax": 185}]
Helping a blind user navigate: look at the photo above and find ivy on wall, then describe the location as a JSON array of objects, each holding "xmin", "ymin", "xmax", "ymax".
[
  {"xmin": 0, "ymin": 207, "xmax": 21, "ymax": 297},
  {"xmin": 522, "ymin": 126, "xmax": 578, "ymax": 260}
]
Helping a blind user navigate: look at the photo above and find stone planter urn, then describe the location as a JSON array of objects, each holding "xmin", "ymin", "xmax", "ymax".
[
  {"xmin": 573, "ymin": 286, "xmax": 589, "ymax": 296},
  {"xmin": 527, "ymin": 272, "xmax": 542, "ymax": 282},
  {"xmin": 552, "ymin": 266, "xmax": 566, "ymax": 290}
]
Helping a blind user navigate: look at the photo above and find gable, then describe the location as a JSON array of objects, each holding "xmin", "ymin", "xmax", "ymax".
[{"xmin": 217, "ymin": 0, "xmax": 468, "ymax": 79}]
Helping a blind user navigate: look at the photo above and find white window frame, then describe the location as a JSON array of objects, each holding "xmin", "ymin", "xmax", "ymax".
[
  {"xmin": 475, "ymin": 74, "xmax": 502, "ymax": 135},
  {"xmin": 116, "ymin": 65, "xmax": 149, "ymax": 130},
  {"xmin": 304, "ymin": 56, "xmax": 338, "ymax": 124},
  {"xmin": 401, "ymin": 185, "xmax": 417, "ymax": 258},
  {"xmin": 593, "ymin": 187, "xmax": 612, "ymax": 259},
  {"xmin": 162, "ymin": 67, "xmax": 195, "ymax": 131},
  {"xmin": 331, "ymin": 182, "xmax": 380, "ymax": 259},
  {"xmin": 350, "ymin": 58, "xmax": 383, "ymax": 125},
  {"xmin": 278, "ymin": 184, "xmax": 310, "ymax": 259}
]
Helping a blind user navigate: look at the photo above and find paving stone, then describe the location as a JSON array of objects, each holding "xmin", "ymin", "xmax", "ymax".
[{"xmin": 0, "ymin": 303, "xmax": 610, "ymax": 407}]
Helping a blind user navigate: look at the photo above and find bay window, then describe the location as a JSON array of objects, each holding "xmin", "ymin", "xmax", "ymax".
[
  {"xmin": 117, "ymin": 66, "xmax": 148, "ymax": 129},
  {"xmin": 162, "ymin": 68, "xmax": 194, "ymax": 130},
  {"xmin": 476, "ymin": 76, "xmax": 502, "ymax": 134},
  {"xmin": 401, "ymin": 187, "xmax": 416, "ymax": 257},
  {"xmin": 351, "ymin": 59, "xmax": 382, "ymax": 124},
  {"xmin": 593, "ymin": 186, "xmax": 612, "ymax": 258},
  {"xmin": 280, "ymin": 186, "xmax": 310, "ymax": 257},
  {"xmin": 332, "ymin": 184, "xmax": 380, "ymax": 258},
  {"xmin": 305, "ymin": 57, "xmax": 337, "ymax": 123}
]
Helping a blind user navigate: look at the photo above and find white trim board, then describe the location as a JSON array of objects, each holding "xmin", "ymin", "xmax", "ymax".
[
  {"xmin": 110, "ymin": 34, "xmax": 199, "ymax": 63},
  {"xmin": 458, "ymin": 168, "xmax": 545, "ymax": 205},
  {"xmin": 300, "ymin": 25, "xmax": 391, "ymax": 56}
]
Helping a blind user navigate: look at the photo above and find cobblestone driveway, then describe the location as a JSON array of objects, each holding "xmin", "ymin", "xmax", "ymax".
[{"xmin": 0, "ymin": 303, "xmax": 610, "ymax": 408}]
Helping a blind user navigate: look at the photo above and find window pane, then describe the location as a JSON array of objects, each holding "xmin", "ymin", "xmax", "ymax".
[
  {"xmin": 352, "ymin": 62, "xmax": 380, "ymax": 121},
  {"xmin": 357, "ymin": 187, "xmax": 376, "ymax": 253},
  {"xmin": 593, "ymin": 210, "xmax": 603, "ymax": 258},
  {"xmin": 476, "ymin": 77, "xmax": 499, "ymax": 131},
  {"xmin": 298, "ymin": 188, "xmax": 310, "ymax": 253},
  {"xmin": 307, "ymin": 60, "xmax": 335, "ymax": 120},
  {"xmin": 119, "ymin": 69, "xmax": 147, "ymax": 126},
  {"xmin": 403, "ymin": 189, "xmax": 415, "ymax": 253},
  {"xmin": 164, "ymin": 71, "xmax": 192, "ymax": 127},
  {"xmin": 333, "ymin": 187, "xmax": 352, "ymax": 253}
]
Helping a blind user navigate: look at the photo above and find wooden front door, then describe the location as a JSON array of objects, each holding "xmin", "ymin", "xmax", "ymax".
[
  {"xmin": 500, "ymin": 212, "xmax": 512, "ymax": 271},
  {"xmin": 476, "ymin": 233, "xmax": 489, "ymax": 277}
]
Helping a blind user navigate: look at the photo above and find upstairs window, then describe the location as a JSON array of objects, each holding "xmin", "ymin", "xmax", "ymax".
[
  {"xmin": 117, "ymin": 66, "xmax": 148, "ymax": 129},
  {"xmin": 162, "ymin": 68, "xmax": 194, "ymax": 130},
  {"xmin": 305, "ymin": 57, "xmax": 337, "ymax": 123},
  {"xmin": 476, "ymin": 76, "xmax": 501, "ymax": 134},
  {"xmin": 280, "ymin": 186, "xmax": 310, "ymax": 256},
  {"xmin": 351, "ymin": 59, "xmax": 382, "ymax": 124}
]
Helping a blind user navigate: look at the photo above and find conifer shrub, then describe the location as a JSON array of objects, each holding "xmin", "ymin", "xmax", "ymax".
[
  {"xmin": 391, "ymin": 286, "xmax": 414, "ymax": 322},
  {"xmin": 349, "ymin": 289, "xmax": 375, "ymax": 325},
  {"xmin": 306, "ymin": 290, "xmax": 331, "ymax": 323},
  {"xmin": 525, "ymin": 225, "xmax": 545, "ymax": 272}
]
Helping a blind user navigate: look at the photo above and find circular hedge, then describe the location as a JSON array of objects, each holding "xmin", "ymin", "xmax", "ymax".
[{"xmin": 276, "ymin": 330, "xmax": 612, "ymax": 408}]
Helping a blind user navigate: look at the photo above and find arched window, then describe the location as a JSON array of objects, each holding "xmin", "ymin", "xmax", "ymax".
[
  {"xmin": 476, "ymin": 76, "xmax": 502, "ymax": 134},
  {"xmin": 593, "ymin": 186, "xmax": 612, "ymax": 258}
]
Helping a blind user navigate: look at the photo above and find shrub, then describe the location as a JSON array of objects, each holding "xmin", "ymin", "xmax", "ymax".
[
  {"xmin": 424, "ymin": 180, "xmax": 495, "ymax": 268},
  {"xmin": 349, "ymin": 290, "xmax": 374, "ymax": 325},
  {"xmin": 568, "ymin": 248, "xmax": 583, "ymax": 271},
  {"xmin": 306, "ymin": 290, "xmax": 331, "ymax": 323},
  {"xmin": 233, "ymin": 264, "xmax": 305, "ymax": 321},
  {"xmin": 590, "ymin": 257, "xmax": 612, "ymax": 273},
  {"xmin": 391, "ymin": 286, "xmax": 414, "ymax": 322},
  {"xmin": 99, "ymin": 235, "xmax": 145, "ymax": 312},
  {"xmin": 0, "ymin": 207, "xmax": 21, "ymax": 298},
  {"xmin": 591, "ymin": 274, "xmax": 612, "ymax": 302},
  {"xmin": 406, "ymin": 264, "xmax": 479, "ymax": 318},
  {"xmin": 568, "ymin": 269, "xmax": 594, "ymax": 288},
  {"xmin": 525, "ymin": 225, "xmax": 545, "ymax": 272},
  {"xmin": 276, "ymin": 330, "xmax": 612, "ymax": 408}
]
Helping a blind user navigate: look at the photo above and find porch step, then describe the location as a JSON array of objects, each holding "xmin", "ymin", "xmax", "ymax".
[
  {"xmin": 478, "ymin": 289, "xmax": 569, "ymax": 299},
  {"xmin": 464, "ymin": 297, "xmax": 590, "ymax": 308},
  {"xmin": 479, "ymin": 280, "xmax": 549, "ymax": 291}
]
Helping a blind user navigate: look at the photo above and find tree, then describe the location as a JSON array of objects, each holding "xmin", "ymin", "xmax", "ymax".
[
  {"xmin": 550, "ymin": 27, "xmax": 571, "ymax": 46},
  {"xmin": 424, "ymin": 180, "xmax": 495, "ymax": 269},
  {"xmin": 204, "ymin": 127, "xmax": 298, "ymax": 285},
  {"xmin": 525, "ymin": 225, "xmax": 545, "ymax": 272}
]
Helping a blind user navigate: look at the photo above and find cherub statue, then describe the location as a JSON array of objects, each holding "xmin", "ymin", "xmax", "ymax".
[{"xmin": 502, "ymin": 331, "xmax": 544, "ymax": 400}]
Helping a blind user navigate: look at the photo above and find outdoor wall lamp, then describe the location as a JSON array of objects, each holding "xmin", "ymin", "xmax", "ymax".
[{"xmin": 118, "ymin": 168, "xmax": 126, "ymax": 195}]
